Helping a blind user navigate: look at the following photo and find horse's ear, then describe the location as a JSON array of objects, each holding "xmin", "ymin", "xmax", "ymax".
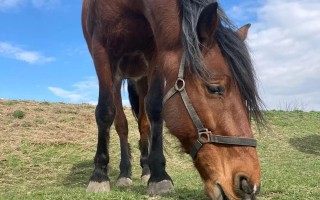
[
  {"xmin": 237, "ymin": 24, "xmax": 251, "ymax": 41},
  {"xmin": 196, "ymin": 2, "xmax": 219, "ymax": 42}
]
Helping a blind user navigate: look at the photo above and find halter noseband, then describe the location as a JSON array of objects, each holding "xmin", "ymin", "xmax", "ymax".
[{"xmin": 163, "ymin": 53, "xmax": 257, "ymax": 160}]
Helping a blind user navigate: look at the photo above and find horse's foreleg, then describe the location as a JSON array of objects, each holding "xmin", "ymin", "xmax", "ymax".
[
  {"xmin": 87, "ymin": 34, "xmax": 114, "ymax": 193},
  {"xmin": 113, "ymin": 80, "xmax": 132, "ymax": 187},
  {"xmin": 145, "ymin": 72, "xmax": 174, "ymax": 195}
]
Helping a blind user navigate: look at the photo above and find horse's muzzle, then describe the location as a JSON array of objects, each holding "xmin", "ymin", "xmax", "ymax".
[{"xmin": 210, "ymin": 179, "xmax": 259, "ymax": 200}]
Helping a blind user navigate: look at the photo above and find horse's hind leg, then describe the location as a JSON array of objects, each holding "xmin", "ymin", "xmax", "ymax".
[
  {"xmin": 134, "ymin": 78, "xmax": 151, "ymax": 183},
  {"xmin": 113, "ymin": 80, "xmax": 132, "ymax": 187},
  {"xmin": 86, "ymin": 34, "xmax": 114, "ymax": 192}
]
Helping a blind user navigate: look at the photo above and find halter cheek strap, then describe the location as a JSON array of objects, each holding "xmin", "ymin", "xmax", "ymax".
[{"xmin": 163, "ymin": 53, "xmax": 257, "ymax": 160}]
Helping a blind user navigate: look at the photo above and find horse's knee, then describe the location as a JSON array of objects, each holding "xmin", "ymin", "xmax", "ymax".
[
  {"xmin": 146, "ymin": 96, "xmax": 162, "ymax": 123},
  {"xmin": 95, "ymin": 103, "xmax": 115, "ymax": 127}
]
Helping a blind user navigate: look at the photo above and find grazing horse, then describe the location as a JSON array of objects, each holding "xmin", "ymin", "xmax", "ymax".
[{"xmin": 81, "ymin": 0, "xmax": 265, "ymax": 199}]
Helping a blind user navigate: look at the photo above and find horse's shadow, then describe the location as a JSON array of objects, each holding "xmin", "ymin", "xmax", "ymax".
[
  {"xmin": 63, "ymin": 160, "xmax": 204, "ymax": 199},
  {"xmin": 289, "ymin": 134, "xmax": 320, "ymax": 156},
  {"xmin": 62, "ymin": 160, "xmax": 94, "ymax": 188},
  {"xmin": 62, "ymin": 160, "xmax": 147, "ymax": 196}
]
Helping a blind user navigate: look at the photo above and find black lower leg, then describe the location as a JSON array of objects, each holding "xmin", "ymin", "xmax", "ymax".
[
  {"xmin": 139, "ymin": 137, "xmax": 150, "ymax": 176},
  {"xmin": 147, "ymin": 124, "xmax": 172, "ymax": 183},
  {"xmin": 89, "ymin": 97, "xmax": 115, "ymax": 183},
  {"xmin": 146, "ymin": 74, "xmax": 172, "ymax": 184},
  {"xmin": 118, "ymin": 138, "xmax": 132, "ymax": 178}
]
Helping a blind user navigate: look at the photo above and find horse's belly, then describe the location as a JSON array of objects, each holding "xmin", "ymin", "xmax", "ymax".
[{"xmin": 117, "ymin": 51, "xmax": 149, "ymax": 81}]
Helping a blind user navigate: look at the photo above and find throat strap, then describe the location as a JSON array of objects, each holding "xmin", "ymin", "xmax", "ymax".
[{"xmin": 190, "ymin": 134, "xmax": 257, "ymax": 159}]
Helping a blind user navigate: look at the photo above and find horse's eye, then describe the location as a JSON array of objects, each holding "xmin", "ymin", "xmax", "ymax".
[{"xmin": 206, "ymin": 85, "xmax": 225, "ymax": 96}]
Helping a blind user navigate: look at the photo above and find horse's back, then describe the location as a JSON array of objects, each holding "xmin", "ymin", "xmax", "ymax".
[{"xmin": 82, "ymin": 0, "xmax": 153, "ymax": 57}]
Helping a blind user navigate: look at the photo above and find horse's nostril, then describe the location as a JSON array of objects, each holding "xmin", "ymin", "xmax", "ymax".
[
  {"xmin": 235, "ymin": 174, "xmax": 260, "ymax": 199},
  {"xmin": 240, "ymin": 177, "xmax": 253, "ymax": 194}
]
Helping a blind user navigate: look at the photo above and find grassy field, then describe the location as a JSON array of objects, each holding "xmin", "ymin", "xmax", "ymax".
[{"xmin": 0, "ymin": 99, "xmax": 319, "ymax": 199}]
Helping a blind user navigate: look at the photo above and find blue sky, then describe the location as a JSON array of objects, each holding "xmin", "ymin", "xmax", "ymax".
[
  {"xmin": 0, "ymin": 0, "xmax": 95, "ymax": 102},
  {"xmin": 1, "ymin": 0, "xmax": 320, "ymax": 110}
]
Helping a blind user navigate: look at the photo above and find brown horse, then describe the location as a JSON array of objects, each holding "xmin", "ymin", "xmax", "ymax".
[{"xmin": 81, "ymin": 0, "xmax": 265, "ymax": 199}]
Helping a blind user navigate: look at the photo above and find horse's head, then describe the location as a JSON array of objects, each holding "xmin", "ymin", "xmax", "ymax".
[{"xmin": 163, "ymin": 2, "xmax": 263, "ymax": 200}]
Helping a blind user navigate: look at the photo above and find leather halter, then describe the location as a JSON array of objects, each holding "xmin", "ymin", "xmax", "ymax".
[{"xmin": 163, "ymin": 53, "xmax": 257, "ymax": 160}]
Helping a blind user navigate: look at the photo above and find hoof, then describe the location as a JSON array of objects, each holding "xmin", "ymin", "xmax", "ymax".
[
  {"xmin": 86, "ymin": 181, "xmax": 110, "ymax": 192},
  {"xmin": 116, "ymin": 177, "xmax": 132, "ymax": 187},
  {"xmin": 147, "ymin": 180, "xmax": 174, "ymax": 195},
  {"xmin": 141, "ymin": 174, "xmax": 150, "ymax": 183}
]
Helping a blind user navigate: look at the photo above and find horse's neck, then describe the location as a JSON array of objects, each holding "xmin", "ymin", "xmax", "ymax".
[{"xmin": 142, "ymin": 0, "xmax": 181, "ymax": 51}]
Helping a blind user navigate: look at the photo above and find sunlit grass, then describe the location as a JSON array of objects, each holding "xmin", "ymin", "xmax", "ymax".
[{"xmin": 0, "ymin": 99, "xmax": 319, "ymax": 199}]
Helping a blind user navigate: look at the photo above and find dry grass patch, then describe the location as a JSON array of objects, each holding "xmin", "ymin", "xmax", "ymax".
[{"xmin": 0, "ymin": 100, "xmax": 98, "ymax": 147}]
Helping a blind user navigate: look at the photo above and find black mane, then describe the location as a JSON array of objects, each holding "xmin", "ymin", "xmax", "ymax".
[{"xmin": 180, "ymin": 0, "xmax": 265, "ymax": 125}]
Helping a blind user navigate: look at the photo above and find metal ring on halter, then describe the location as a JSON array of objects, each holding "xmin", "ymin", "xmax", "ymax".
[
  {"xmin": 198, "ymin": 128, "xmax": 212, "ymax": 143},
  {"xmin": 174, "ymin": 78, "xmax": 186, "ymax": 92}
]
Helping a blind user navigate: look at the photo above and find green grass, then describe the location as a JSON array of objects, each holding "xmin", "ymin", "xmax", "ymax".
[
  {"xmin": 0, "ymin": 100, "xmax": 319, "ymax": 199},
  {"xmin": 256, "ymin": 111, "xmax": 320, "ymax": 199},
  {"xmin": 12, "ymin": 110, "xmax": 25, "ymax": 119}
]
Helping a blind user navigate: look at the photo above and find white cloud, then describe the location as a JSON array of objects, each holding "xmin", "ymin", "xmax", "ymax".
[
  {"xmin": 87, "ymin": 101, "xmax": 97, "ymax": 105},
  {"xmin": 242, "ymin": 0, "xmax": 320, "ymax": 110},
  {"xmin": 48, "ymin": 87, "xmax": 84, "ymax": 102},
  {"xmin": 31, "ymin": 0, "xmax": 60, "ymax": 9},
  {"xmin": 0, "ymin": 42, "xmax": 55, "ymax": 64},
  {"xmin": 0, "ymin": 0, "xmax": 27, "ymax": 12},
  {"xmin": 48, "ymin": 77, "xmax": 98, "ymax": 103},
  {"xmin": 0, "ymin": 0, "xmax": 24, "ymax": 11},
  {"xmin": 0, "ymin": 0, "xmax": 59, "ymax": 11},
  {"xmin": 49, "ymin": 77, "xmax": 131, "ymax": 106},
  {"xmin": 86, "ymin": 100, "xmax": 131, "ymax": 107}
]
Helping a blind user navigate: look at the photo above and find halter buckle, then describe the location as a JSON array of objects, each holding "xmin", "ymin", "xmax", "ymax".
[
  {"xmin": 174, "ymin": 78, "xmax": 185, "ymax": 92},
  {"xmin": 198, "ymin": 128, "xmax": 212, "ymax": 143}
]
